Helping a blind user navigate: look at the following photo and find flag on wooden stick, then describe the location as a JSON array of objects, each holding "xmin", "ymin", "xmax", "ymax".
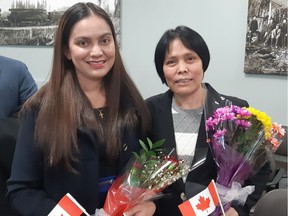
[
  {"xmin": 48, "ymin": 193, "xmax": 89, "ymax": 216},
  {"xmin": 178, "ymin": 180, "xmax": 225, "ymax": 216}
]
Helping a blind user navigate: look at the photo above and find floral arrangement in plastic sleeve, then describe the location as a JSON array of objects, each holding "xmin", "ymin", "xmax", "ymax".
[
  {"xmin": 95, "ymin": 138, "xmax": 191, "ymax": 216},
  {"xmin": 205, "ymin": 105, "xmax": 286, "ymax": 215}
]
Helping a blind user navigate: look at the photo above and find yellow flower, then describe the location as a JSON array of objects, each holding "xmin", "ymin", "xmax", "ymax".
[{"xmin": 245, "ymin": 107, "xmax": 272, "ymax": 140}]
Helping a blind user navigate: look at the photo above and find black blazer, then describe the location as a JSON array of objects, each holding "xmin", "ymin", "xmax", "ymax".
[
  {"xmin": 146, "ymin": 83, "xmax": 271, "ymax": 216},
  {"xmin": 7, "ymin": 108, "xmax": 143, "ymax": 216}
]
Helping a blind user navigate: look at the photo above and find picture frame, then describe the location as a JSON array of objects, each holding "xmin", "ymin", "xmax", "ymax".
[
  {"xmin": 0, "ymin": 0, "xmax": 120, "ymax": 46},
  {"xmin": 244, "ymin": 0, "xmax": 287, "ymax": 76}
]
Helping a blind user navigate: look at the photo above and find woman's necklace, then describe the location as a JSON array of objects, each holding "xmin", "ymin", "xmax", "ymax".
[{"xmin": 96, "ymin": 107, "xmax": 104, "ymax": 118}]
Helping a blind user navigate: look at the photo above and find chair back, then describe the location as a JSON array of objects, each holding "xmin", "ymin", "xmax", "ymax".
[{"xmin": 253, "ymin": 189, "xmax": 287, "ymax": 216}]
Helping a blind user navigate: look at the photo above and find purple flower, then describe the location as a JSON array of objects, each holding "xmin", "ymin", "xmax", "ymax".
[
  {"xmin": 213, "ymin": 129, "xmax": 227, "ymax": 139},
  {"xmin": 206, "ymin": 116, "xmax": 220, "ymax": 131},
  {"xmin": 235, "ymin": 119, "xmax": 251, "ymax": 130},
  {"xmin": 233, "ymin": 106, "xmax": 251, "ymax": 118},
  {"xmin": 205, "ymin": 104, "xmax": 284, "ymax": 216},
  {"xmin": 213, "ymin": 106, "xmax": 236, "ymax": 122}
]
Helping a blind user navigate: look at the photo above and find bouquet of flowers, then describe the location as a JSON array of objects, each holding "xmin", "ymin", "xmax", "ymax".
[
  {"xmin": 95, "ymin": 138, "xmax": 191, "ymax": 216},
  {"xmin": 205, "ymin": 105, "xmax": 286, "ymax": 215}
]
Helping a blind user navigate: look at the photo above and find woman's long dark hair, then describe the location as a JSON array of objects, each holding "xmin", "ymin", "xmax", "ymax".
[{"xmin": 23, "ymin": 2, "xmax": 149, "ymax": 171}]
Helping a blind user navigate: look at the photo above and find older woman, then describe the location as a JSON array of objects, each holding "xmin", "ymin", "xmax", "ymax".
[{"xmin": 146, "ymin": 25, "xmax": 271, "ymax": 216}]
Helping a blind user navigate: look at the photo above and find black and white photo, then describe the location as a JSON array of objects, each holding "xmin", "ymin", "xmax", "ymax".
[
  {"xmin": 0, "ymin": 0, "xmax": 120, "ymax": 46},
  {"xmin": 244, "ymin": 0, "xmax": 287, "ymax": 76}
]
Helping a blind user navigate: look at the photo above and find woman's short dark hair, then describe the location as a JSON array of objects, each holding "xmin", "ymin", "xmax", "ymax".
[{"xmin": 154, "ymin": 26, "xmax": 210, "ymax": 84}]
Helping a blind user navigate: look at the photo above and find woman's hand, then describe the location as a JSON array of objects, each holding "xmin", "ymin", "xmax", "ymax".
[
  {"xmin": 123, "ymin": 190, "xmax": 156, "ymax": 216},
  {"xmin": 123, "ymin": 201, "xmax": 156, "ymax": 216},
  {"xmin": 220, "ymin": 207, "xmax": 239, "ymax": 216}
]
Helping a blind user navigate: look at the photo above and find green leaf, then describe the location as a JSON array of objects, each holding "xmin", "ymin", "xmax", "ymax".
[
  {"xmin": 134, "ymin": 138, "xmax": 166, "ymax": 164},
  {"xmin": 132, "ymin": 152, "xmax": 141, "ymax": 160},
  {"xmin": 152, "ymin": 138, "xmax": 165, "ymax": 150},
  {"xmin": 146, "ymin": 151, "xmax": 156, "ymax": 158},
  {"xmin": 139, "ymin": 149, "xmax": 145, "ymax": 157},
  {"xmin": 139, "ymin": 139, "xmax": 149, "ymax": 152},
  {"xmin": 147, "ymin": 137, "xmax": 153, "ymax": 150},
  {"xmin": 140, "ymin": 151, "xmax": 146, "ymax": 162}
]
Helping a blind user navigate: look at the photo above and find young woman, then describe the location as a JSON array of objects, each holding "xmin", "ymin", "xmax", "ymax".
[{"xmin": 7, "ymin": 3, "xmax": 155, "ymax": 216}]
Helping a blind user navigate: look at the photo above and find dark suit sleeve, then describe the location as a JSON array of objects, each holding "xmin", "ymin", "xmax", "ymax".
[
  {"xmin": 0, "ymin": 117, "xmax": 19, "ymax": 172},
  {"xmin": 17, "ymin": 62, "xmax": 38, "ymax": 110},
  {"xmin": 6, "ymin": 110, "xmax": 56, "ymax": 215}
]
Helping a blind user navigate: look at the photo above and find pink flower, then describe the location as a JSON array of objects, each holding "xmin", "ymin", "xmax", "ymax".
[
  {"xmin": 213, "ymin": 129, "xmax": 227, "ymax": 139},
  {"xmin": 269, "ymin": 137, "xmax": 281, "ymax": 150},
  {"xmin": 206, "ymin": 117, "xmax": 219, "ymax": 131},
  {"xmin": 214, "ymin": 107, "xmax": 236, "ymax": 122},
  {"xmin": 235, "ymin": 119, "xmax": 251, "ymax": 129},
  {"xmin": 271, "ymin": 122, "xmax": 286, "ymax": 139},
  {"xmin": 233, "ymin": 106, "xmax": 251, "ymax": 118}
]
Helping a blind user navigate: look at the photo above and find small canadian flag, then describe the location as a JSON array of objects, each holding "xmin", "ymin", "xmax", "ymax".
[
  {"xmin": 178, "ymin": 180, "xmax": 222, "ymax": 216},
  {"xmin": 48, "ymin": 193, "xmax": 89, "ymax": 216}
]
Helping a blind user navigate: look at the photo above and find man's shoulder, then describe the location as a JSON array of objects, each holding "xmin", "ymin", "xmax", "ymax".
[
  {"xmin": 0, "ymin": 56, "xmax": 28, "ymax": 75},
  {"xmin": 0, "ymin": 55, "xmax": 26, "ymax": 66}
]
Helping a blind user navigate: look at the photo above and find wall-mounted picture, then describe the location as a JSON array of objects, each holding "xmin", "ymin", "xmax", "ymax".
[
  {"xmin": 0, "ymin": 0, "xmax": 120, "ymax": 46},
  {"xmin": 244, "ymin": 0, "xmax": 287, "ymax": 76}
]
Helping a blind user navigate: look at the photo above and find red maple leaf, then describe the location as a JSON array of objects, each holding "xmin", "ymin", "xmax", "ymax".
[{"xmin": 196, "ymin": 196, "xmax": 211, "ymax": 212}]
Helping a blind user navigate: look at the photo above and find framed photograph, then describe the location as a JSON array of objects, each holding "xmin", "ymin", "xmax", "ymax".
[
  {"xmin": 244, "ymin": 0, "xmax": 287, "ymax": 76},
  {"xmin": 0, "ymin": 0, "xmax": 120, "ymax": 46}
]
